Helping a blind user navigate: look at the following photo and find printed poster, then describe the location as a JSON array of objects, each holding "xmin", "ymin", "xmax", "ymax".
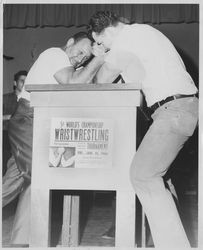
[{"xmin": 49, "ymin": 118, "xmax": 114, "ymax": 168}]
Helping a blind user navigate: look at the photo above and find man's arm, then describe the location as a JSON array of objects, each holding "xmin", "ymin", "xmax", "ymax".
[
  {"xmin": 54, "ymin": 43, "xmax": 106, "ymax": 84},
  {"xmin": 93, "ymin": 49, "xmax": 131, "ymax": 84},
  {"xmin": 93, "ymin": 62, "xmax": 122, "ymax": 84},
  {"xmin": 54, "ymin": 55, "xmax": 104, "ymax": 84},
  {"xmin": 94, "ymin": 50, "xmax": 145, "ymax": 84}
]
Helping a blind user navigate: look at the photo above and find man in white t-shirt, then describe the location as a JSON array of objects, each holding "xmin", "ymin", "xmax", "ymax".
[
  {"xmin": 20, "ymin": 31, "xmax": 105, "ymax": 101},
  {"xmin": 7, "ymin": 31, "xmax": 106, "ymax": 246},
  {"xmin": 89, "ymin": 11, "xmax": 198, "ymax": 247}
]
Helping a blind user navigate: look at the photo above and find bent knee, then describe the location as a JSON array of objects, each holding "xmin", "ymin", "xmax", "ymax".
[
  {"xmin": 130, "ymin": 164, "xmax": 164, "ymax": 192},
  {"xmin": 130, "ymin": 162, "xmax": 152, "ymax": 185}
]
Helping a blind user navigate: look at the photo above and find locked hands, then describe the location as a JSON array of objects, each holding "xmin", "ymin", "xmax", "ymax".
[{"xmin": 92, "ymin": 43, "xmax": 108, "ymax": 57}]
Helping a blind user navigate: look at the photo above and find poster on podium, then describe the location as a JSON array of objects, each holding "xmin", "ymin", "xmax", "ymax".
[{"xmin": 49, "ymin": 117, "xmax": 114, "ymax": 168}]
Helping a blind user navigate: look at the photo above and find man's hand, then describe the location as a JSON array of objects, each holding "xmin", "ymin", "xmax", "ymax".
[
  {"xmin": 92, "ymin": 43, "xmax": 107, "ymax": 57},
  {"xmin": 55, "ymin": 43, "xmax": 107, "ymax": 84}
]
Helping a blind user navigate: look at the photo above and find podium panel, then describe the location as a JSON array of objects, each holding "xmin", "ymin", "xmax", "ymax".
[{"xmin": 27, "ymin": 84, "xmax": 141, "ymax": 248}]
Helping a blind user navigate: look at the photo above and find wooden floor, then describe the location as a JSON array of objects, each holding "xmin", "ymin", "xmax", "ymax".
[{"xmin": 2, "ymin": 189, "xmax": 198, "ymax": 248}]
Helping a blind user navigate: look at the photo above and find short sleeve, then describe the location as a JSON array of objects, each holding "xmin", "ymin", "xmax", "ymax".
[
  {"xmin": 105, "ymin": 48, "xmax": 132, "ymax": 71},
  {"xmin": 24, "ymin": 48, "xmax": 72, "ymax": 86},
  {"xmin": 41, "ymin": 48, "xmax": 71, "ymax": 74},
  {"xmin": 105, "ymin": 48, "xmax": 145, "ymax": 83}
]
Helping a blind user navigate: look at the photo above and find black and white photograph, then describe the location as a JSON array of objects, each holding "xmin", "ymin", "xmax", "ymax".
[{"xmin": 1, "ymin": 1, "xmax": 202, "ymax": 249}]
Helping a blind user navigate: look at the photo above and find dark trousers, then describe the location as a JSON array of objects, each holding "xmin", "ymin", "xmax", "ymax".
[
  {"xmin": 8, "ymin": 98, "xmax": 33, "ymax": 180},
  {"xmin": 2, "ymin": 98, "xmax": 33, "ymax": 244}
]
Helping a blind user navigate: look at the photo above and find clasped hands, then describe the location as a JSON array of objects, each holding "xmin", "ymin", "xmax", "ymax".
[{"xmin": 92, "ymin": 43, "xmax": 109, "ymax": 57}]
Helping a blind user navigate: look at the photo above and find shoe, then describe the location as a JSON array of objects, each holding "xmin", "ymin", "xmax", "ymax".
[{"xmin": 101, "ymin": 226, "xmax": 115, "ymax": 239}]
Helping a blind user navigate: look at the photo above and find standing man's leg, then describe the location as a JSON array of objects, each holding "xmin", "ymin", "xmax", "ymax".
[
  {"xmin": 8, "ymin": 98, "xmax": 33, "ymax": 245},
  {"xmin": 11, "ymin": 185, "xmax": 31, "ymax": 245},
  {"xmin": 2, "ymin": 155, "xmax": 24, "ymax": 207},
  {"xmin": 130, "ymin": 98, "xmax": 198, "ymax": 247}
]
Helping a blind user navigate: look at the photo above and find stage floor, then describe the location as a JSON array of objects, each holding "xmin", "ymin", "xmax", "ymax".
[{"xmin": 2, "ymin": 189, "xmax": 198, "ymax": 248}]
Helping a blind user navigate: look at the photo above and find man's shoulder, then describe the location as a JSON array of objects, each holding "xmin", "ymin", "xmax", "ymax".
[
  {"xmin": 39, "ymin": 47, "xmax": 67, "ymax": 61},
  {"xmin": 41, "ymin": 47, "xmax": 62, "ymax": 56},
  {"xmin": 127, "ymin": 23, "xmax": 154, "ymax": 33}
]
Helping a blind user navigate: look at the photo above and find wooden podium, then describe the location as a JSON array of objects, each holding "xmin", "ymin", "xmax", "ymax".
[{"xmin": 26, "ymin": 83, "xmax": 141, "ymax": 248}]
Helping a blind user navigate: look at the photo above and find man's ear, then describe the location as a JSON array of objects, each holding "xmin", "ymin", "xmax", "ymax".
[
  {"xmin": 13, "ymin": 81, "xmax": 17, "ymax": 86},
  {"xmin": 66, "ymin": 38, "xmax": 74, "ymax": 47},
  {"xmin": 92, "ymin": 32, "xmax": 97, "ymax": 41}
]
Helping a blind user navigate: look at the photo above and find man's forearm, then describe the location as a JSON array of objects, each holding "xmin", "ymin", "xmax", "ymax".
[
  {"xmin": 70, "ymin": 56, "xmax": 104, "ymax": 84},
  {"xmin": 93, "ymin": 62, "xmax": 121, "ymax": 84}
]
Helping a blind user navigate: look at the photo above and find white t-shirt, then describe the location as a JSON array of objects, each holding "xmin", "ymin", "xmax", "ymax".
[
  {"xmin": 21, "ymin": 48, "xmax": 71, "ymax": 101},
  {"xmin": 105, "ymin": 24, "xmax": 197, "ymax": 106}
]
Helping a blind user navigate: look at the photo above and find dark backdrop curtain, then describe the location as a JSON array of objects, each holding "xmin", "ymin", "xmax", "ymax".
[{"xmin": 4, "ymin": 4, "xmax": 199, "ymax": 29}]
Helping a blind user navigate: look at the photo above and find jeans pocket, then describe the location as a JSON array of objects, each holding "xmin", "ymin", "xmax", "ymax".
[{"xmin": 171, "ymin": 110, "xmax": 198, "ymax": 136}]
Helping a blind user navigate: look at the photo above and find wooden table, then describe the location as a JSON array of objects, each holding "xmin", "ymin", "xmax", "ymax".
[{"xmin": 26, "ymin": 83, "xmax": 141, "ymax": 248}]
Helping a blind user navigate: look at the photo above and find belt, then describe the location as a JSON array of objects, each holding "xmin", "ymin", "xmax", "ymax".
[{"xmin": 150, "ymin": 94, "xmax": 197, "ymax": 112}]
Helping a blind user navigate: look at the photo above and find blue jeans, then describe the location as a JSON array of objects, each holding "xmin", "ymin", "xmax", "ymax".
[{"xmin": 130, "ymin": 97, "xmax": 198, "ymax": 247}]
